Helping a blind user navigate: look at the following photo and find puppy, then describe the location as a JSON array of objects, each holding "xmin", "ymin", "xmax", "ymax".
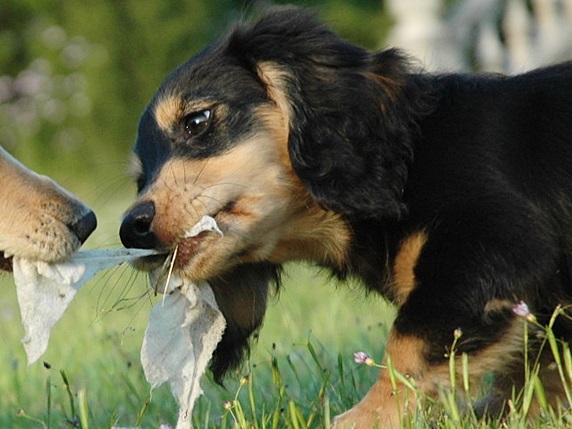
[
  {"xmin": 0, "ymin": 145, "xmax": 96, "ymax": 271},
  {"xmin": 120, "ymin": 7, "xmax": 572, "ymax": 427}
]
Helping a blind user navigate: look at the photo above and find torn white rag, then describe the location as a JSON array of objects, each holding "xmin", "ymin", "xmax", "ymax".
[
  {"xmin": 12, "ymin": 248, "xmax": 158, "ymax": 364},
  {"xmin": 12, "ymin": 215, "xmax": 226, "ymax": 428},
  {"xmin": 141, "ymin": 215, "xmax": 226, "ymax": 429},
  {"xmin": 141, "ymin": 274, "xmax": 226, "ymax": 429}
]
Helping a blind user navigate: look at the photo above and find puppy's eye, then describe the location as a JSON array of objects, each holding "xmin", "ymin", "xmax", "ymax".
[{"xmin": 183, "ymin": 109, "xmax": 211, "ymax": 137}]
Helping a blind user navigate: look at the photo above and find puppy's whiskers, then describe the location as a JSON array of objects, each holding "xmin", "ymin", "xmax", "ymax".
[
  {"xmin": 161, "ymin": 245, "xmax": 179, "ymax": 307},
  {"xmin": 193, "ymin": 158, "xmax": 210, "ymax": 185},
  {"xmin": 151, "ymin": 247, "xmax": 178, "ymax": 296}
]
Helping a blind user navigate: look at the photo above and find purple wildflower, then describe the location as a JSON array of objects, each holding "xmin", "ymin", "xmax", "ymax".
[
  {"xmin": 354, "ymin": 351, "xmax": 376, "ymax": 366},
  {"xmin": 512, "ymin": 301, "xmax": 537, "ymax": 322}
]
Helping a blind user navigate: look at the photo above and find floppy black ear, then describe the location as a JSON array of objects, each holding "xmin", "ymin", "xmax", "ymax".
[{"xmin": 225, "ymin": 7, "xmax": 432, "ymax": 220}]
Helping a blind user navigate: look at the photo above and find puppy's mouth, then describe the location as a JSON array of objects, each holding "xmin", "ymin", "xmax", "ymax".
[
  {"xmin": 172, "ymin": 229, "xmax": 221, "ymax": 269},
  {"xmin": 130, "ymin": 213, "xmax": 226, "ymax": 273},
  {"xmin": 0, "ymin": 252, "xmax": 13, "ymax": 272},
  {"xmin": 131, "ymin": 252, "xmax": 169, "ymax": 271}
]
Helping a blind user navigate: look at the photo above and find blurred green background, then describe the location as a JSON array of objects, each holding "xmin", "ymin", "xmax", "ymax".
[{"xmin": 0, "ymin": 0, "xmax": 390, "ymax": 186}]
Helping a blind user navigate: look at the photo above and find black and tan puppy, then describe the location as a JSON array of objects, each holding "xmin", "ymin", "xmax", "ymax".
[{"xmin": 120, "ymin": 7, "xmax": 572, "ymax": 427}]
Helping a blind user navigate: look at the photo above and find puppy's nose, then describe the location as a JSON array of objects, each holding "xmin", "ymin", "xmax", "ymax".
[
  {"xmin": 120, "ymin": 201, "xmax": 159, "ymax": 249},
  {"xmin": 69, "ymin": 210, "xmax": 97, "ymax": 244}
]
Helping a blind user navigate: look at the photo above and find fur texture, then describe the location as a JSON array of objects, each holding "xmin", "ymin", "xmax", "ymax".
[
  {"xmin": 0, "ymin": 145, "xmax": 96, "ymax": 270},
  {"xmin": 120, "ymin": 7, "xmax": 572, "ymax": 427}
]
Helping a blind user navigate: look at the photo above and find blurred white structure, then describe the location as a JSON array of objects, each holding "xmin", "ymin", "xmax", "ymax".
[{"xmin": 387, "ymin": 0, "xmax": 572, "ymax": 72}]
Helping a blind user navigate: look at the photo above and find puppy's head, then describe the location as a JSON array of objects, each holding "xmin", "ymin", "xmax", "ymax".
[
  {"xmin": 0, "ymin": 146, "xmax": 96, "ymax": 271},
  {"xmin": 120, "ymin": 7, "xmax": 423, "ymax": 379}
]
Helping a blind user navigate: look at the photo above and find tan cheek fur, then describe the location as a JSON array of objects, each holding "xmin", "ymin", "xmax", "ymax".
[{"xmin": 144, "ymin": 129, "xmax": 291, "ymax": 241}]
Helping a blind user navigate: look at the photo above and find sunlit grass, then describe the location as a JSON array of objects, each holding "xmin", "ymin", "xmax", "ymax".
[
  {"xmin": 1, "ymin": 191, "xmax": 572, "ymax": 428},
  {"xmin": 0, "ymin": 262, "xmax": 389, "ymax": 428}
]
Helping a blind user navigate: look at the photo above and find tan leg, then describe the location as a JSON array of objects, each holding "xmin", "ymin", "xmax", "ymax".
[
  {"xmin": 333, "ymin": 334, "xmax": 427, "ymax": 429},
  {"xmin": 333, "ymin": 318, "xmax": 533, "ymax": 428}
]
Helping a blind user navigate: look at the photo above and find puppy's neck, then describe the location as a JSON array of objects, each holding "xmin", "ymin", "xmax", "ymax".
[{"xmin": 266, "ymin": 202, "xmax": 352, "ymax": 270}]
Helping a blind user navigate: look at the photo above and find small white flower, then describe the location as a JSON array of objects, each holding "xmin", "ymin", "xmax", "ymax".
[
  {"xmin": 354, "ymin": 351, "xmax": 376, "ymax": 366},
  {"xmin": 512, "ymin": 301, "xmax": 537, "ymax": 322}
]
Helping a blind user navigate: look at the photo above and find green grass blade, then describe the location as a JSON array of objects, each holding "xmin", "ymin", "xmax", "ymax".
[
  {"xmin": 60, "ymin": 369, "xmax": 78, "ymax": 426},
  {"xmin": 78, "ymin": 389, "xmax": 89, "ymax": 429}
]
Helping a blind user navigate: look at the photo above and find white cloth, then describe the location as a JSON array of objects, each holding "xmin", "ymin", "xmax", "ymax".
[
  {"xmin": 12, "ymin": 248, "xmax": 158, "ymax": 363},
  {"xmin": 12, "ymin": 215, "xmax": 226, "ymax": 428},
  {"xmin": 141, "ymin": 215, "xmax": 226, "ymax": 429},
  {"xmin": 141, "ymin": 275, "xmax": 225, "ymax": 429}
]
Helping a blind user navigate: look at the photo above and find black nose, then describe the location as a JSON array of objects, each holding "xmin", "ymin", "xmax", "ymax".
[
  {"xmin": 69, "ymin": 210, "xmax": 97, "ymax": 244},
  {"xmin": 120, "ymin": 201, "xmax": 159, "ymax": 249}
]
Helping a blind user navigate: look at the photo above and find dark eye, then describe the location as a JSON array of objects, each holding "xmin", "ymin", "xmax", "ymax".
[{"xmin": 183, "ymin": 109, "xmax": 211, "ymax": 137}]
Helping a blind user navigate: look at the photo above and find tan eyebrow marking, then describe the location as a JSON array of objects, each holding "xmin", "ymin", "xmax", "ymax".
[
  {"xmin": 154, "ymin": 95, "xmax": 184, "ymax": 131},
  {"xmin": 154, "ymin": 95, "xmax": 218, "ymax": 133}
]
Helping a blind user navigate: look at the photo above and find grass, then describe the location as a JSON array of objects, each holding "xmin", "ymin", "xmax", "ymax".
[
  {"xmin": 0, "ymin": 258, "xmax": 391, "ymax": 428},
  {"xmin": 1, "ymin": 187, "xmax": 572, "ymax": 428},
  {"xmin": 0, "ymin": 186, "xmax": 392, "ymax": 427}
]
